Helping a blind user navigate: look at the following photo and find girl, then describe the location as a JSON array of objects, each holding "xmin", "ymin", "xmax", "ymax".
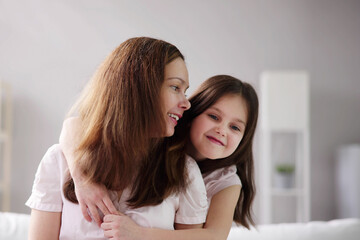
[
  {"xmin": 26, "ymin": 37, "xmax": 208, "ymax": 240},
  {"xmin": 64, "ymin": 75, "xmax": 259, "ymax": 240}
]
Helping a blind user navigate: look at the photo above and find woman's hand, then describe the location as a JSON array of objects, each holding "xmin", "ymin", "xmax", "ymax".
[{"xmin": 101, "ymin": 212, "xmax": 144, "ymax": 240}]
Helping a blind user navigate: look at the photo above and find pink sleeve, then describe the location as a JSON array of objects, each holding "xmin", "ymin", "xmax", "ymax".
[
  {"xmin": 203, "ymin": 165, "xmax": 241, "ymax": 200},
  {"xmin": 175, "ymin": 156, "xmax": 208, "ymax": 224}
]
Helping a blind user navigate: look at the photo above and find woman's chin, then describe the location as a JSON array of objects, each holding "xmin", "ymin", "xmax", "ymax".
[{"xmin": 164, "ymin": 127, "xmax": 175, "ymax": 137}]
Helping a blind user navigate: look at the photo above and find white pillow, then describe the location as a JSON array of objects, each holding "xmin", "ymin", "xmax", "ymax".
[{"xmin": 0, "ymin": 212, "xmax": 30, "ymax": 240}]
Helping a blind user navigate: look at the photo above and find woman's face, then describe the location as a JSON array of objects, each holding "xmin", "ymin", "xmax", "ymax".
[
  {"xmin": 160, "ymin": 57, "xmax": 191, "ymax": 137},
  {"xmin": 188, "ymin": 94, "xmax": 248, "ymax": 161}
]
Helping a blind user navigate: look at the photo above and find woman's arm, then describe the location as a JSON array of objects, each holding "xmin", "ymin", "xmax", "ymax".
[
  {"xmin": 28, "ymin": 209, "xmax": 61, "ymax": 240},
  {"xmin": 59, "ymin": 117, "xmax": 117, "ymax": 225},
  {"xmin": 101, "ymin": 185, "xmax": 240, "ymax": 240}
]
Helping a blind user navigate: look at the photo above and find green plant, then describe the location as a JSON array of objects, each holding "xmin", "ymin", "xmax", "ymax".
[{"xmin": 275, "ymin": 164, "xmax": 295, "ymax": 174}]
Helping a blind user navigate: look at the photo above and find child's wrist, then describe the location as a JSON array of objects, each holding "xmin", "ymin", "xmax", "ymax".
[
  {"xmin": 71, "ymin": 167, "xmax": 85, "ymax": 185},
  {"xmin": 141, "ymin": 227, "xmax": 152, "ymax": 240}
]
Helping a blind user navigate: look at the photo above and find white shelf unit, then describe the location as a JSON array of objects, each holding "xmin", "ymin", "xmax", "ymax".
[
  {"xmin": 0, "ymin": 81, "xmax": 12, "ymax": 211},
  {"xmin": 259, "ymin": 71, "xmax": 310, "ymax": 224}
]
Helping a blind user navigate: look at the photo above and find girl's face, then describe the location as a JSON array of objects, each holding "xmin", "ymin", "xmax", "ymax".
[
  {"xmin": 160, "ymin": 57, "xmax": 190, "ymax": 137},
  {"xmin": 188, "ymin": 94, "xmax": 248, "ymax": 161}
]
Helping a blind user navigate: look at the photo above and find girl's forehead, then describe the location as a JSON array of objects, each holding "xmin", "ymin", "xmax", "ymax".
[
  {"xmin": 212, "ymin": 94, "xmax": 245, "ymax": 108},
  {"xmin": 209, "ymin": 94, "xmax": 248, "ymax": 124}
]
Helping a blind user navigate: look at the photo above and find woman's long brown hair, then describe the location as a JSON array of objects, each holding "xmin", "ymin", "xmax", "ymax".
[
  {"xmin": 63, "ymin": 37, "xmax": 188, "ymax": 205},
  {"xmin": 175, "ymin": 75, "xmax": 259, "ymax": 229}
]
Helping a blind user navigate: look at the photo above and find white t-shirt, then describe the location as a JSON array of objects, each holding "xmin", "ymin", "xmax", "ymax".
[{"xmin": 26, "ymin": 144, "xmax": 207, "ymax": 240}]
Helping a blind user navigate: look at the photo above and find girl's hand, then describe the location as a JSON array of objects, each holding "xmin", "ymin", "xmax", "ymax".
[
  {"xmin": 59, "ymin": 117, "xmax": 117, "ymax": 226},
  {"xmin": 73, "ymin": 177, "xmax": 117, "ymax": 226},
  {"xmin": 101, "ymin": 212, "xmax": 144, "ymax": 240}
]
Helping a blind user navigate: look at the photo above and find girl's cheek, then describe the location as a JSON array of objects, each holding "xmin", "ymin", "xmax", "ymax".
[{"xmin": 233, "ymin": 135, "xmax": 243, "ymax": 147}]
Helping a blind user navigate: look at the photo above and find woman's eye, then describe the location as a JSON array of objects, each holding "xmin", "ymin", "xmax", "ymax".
[
  {"xmin": 171, "ymin": 85, "xmax": 179, "ymax": 91},
  {"xmin": 208, "ymin": 114, "xmax": 218, "ymax": 120}
]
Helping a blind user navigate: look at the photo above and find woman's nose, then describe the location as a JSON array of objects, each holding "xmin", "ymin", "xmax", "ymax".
[{"xmin": 179, "ymin": 96, "xmax": 191, "ymax": 110}]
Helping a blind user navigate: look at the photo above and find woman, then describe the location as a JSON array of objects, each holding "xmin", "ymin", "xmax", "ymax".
[{"xmin": 26, "ymin": 37, "xmax": 207, "ymax": 240}]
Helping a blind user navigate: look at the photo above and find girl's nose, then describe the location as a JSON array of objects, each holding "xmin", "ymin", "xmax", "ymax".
[{"xmin": 215, "ymin": 125, "xmax": 226, "ymax": 136}]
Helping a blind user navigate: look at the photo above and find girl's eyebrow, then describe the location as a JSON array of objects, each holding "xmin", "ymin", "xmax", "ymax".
[
  {"xmin": 210, "ymin": 106, "xmax": 246, "ymax": 126},
  {"xmin": 166, "ymin": 77, "xmax": 189, "ymax": 89}
]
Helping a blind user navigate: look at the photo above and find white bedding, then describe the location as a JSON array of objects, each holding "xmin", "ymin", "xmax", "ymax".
[
  {"xmin": 0, "ymin": 212, "xmax": 30, "ymax": 240},
  {"xmin": 1, "ymin": 211, "xmax": 359, "ymax": 240},
  {"xmin": 228, "ymin": 218, "xmax": 360, "ymax": 240}
]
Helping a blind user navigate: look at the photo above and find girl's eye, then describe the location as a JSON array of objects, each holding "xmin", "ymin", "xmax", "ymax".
[
  {"xmin": 208, "ymin": 114, "xmax": 218, "ymax": 120},
  {"xmin": 231, "ymin": 125, "xmax": 241, "ymax": 132}
]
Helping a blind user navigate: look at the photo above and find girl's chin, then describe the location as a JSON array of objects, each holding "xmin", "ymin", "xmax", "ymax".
[{"xmin": 199, "ymin": 152, "xmax": 221, "ymax": 160}]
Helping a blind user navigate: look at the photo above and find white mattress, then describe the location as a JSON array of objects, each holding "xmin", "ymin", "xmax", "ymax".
[
  {"xmin": 227, "ymin": 218, "xmax": 360, "ymax": 240},
  {"xmin": 1, "ymin": 211, "xmax": 359, "ymax": 240},
  {"xmin": 0, "ymin": 212, "xmax": 30, "ymax": 240}
]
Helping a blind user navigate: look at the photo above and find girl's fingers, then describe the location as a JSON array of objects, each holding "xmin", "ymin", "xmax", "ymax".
[
  {"xmin": 97, "ymin": 201, "xmax": 110, "ymax": 216},
  {"xmin": 80, "ymin": 203, "xmax": 92, "ymax": 222},
  {"xmin": 103, "ymin": 196, "xmax": 118, "ymax": 214},
  {"xmin": 87, "ymin": 204, "xmax": 101, "ymax": 226},
  {"xmin": 100, "ymin": 221, "xmax": 111, "ymax": 230},
  {"xmin": 115, "ymin": 211, "xmax": 124, "ymax": 216},
  {"xmin": 103, "ymin": 214, "xmax": 117, "ymax": 222},
  {"xmin": 103, "ymin": 229, "xmax": 113, "ymax": 238}
]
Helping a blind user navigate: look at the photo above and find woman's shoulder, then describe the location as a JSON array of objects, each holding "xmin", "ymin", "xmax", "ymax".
[
  {"xmin": 184, "ymin": 155, "xmax": 203, "ymax": 183},
  {"xmin": 43, "ymin": 144, "xmax": 66, "ymax": 162},
  {"xmin": 184, "ymin": 154, "xmax": 199, "ymax": 168}
]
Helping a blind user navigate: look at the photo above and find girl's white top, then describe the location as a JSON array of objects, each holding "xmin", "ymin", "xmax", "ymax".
[{"xmin": 26, "ymin": 144, "xmax": 208, "ymax": 240}]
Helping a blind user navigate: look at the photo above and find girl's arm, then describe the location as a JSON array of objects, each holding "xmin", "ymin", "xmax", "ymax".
[
  {"xmin": 101, "ymin": 213, "xmax": 203, "ymax": 240},
  {"xmin": 201, "ymin": 185, "xmax": 241, "ymax": 239},
  {"xmin": 59, "ymin": 117, "xmax": 117, "ymax": 225},
  {"xmin": 28, "ymin": 209, "xmax": 61, "ymax": 240},
  {"xmin": 101, "ymin": 185, "xmax": 241, "ymax": 240}
]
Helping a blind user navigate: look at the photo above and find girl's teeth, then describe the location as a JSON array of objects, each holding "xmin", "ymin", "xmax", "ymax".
[{"xmin": 168, "ymin": 113, "xmax": 179, "ymax": 121}]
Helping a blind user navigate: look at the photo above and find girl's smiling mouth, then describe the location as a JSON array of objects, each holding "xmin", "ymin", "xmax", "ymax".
[{"xmin": 206, "ymin": 136, "xmax": 225, "ymax": 146}]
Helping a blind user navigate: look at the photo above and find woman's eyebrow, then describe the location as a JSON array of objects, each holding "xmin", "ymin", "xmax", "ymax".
[{"xmin": 166, "ymin": 77, "xmax": 189, "ymax": 89}]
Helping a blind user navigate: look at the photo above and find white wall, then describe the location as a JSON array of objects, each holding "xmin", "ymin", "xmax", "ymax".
[{"xmin": 0, "ymin": 0, "xmax": 359, "ymax": 222}]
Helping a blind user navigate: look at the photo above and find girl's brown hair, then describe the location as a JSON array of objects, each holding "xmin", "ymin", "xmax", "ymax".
[
  {"xmin": 175, "ymin": 75, "xmax": 259, "ymax": 229},
  {"xmin": 63, "ymin": 37, "xmax": 186, "ymax": 204}
]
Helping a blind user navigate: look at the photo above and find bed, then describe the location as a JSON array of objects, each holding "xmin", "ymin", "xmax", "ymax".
[{"xmin": 1, "ymin": 211, "xmax": 359, "ymax": 240}]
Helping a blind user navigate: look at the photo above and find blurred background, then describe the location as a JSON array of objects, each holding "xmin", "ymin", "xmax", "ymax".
[{"xmin": 0, "ymin": 0, "xmax": 359, "ymax": 224}]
